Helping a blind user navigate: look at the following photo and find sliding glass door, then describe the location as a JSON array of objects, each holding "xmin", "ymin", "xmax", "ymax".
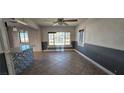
[{"xmin": 48, "ymin": 32, "xmax": 70, "ymax": 49}]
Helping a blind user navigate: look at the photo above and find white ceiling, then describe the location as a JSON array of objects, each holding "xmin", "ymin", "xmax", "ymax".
[{"xmin": 21, "ymin": 18, "xmax": 87, "ymax": 27}]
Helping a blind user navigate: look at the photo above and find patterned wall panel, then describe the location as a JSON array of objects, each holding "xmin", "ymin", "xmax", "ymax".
[{"xmin": 11, "ymin": 48, "xmax": 34, "ymax": 74}]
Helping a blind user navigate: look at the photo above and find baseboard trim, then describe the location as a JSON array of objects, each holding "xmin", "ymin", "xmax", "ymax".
[
  {"xmin": 73, "ymin": 49, "xmax": 115, "ymax": 75},
  {"xmin": 34, "ymin": 51, "xmax": 42, "ymax": 53}
]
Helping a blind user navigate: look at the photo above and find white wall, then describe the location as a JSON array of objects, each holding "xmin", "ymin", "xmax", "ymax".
[
  {"xmin": 75, "ymin": 18, "xmax": 124, "ymax": 51},
  {"xmin": 12, "ymin": 31, "xmax": 20, "ymax": 48},
  {"xmin": 28, "ymin": 30, "xmax": 41, "ymax": 51},
  {"xmin": 41, "ymin": 26, "xmax": 75, "ymax": 42}
]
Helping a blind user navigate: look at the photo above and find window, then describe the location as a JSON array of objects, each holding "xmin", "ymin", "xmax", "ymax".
[
  {"xmin": 48, "ymin": 32, "xmax": 70, "ymax": 46},
  {"xmin": 48, "ymin": 32, "xmax": 55, "ymax": 45},
  {"xmin": 79, "ymin": 29, "xmax": 84, "ymax": 46},
  {"xmin": 19, "ymin": 31, "xmax": 29, "ymax": 43},
  {"xmin": 65, "ymin": 32, "xmax": 70, "ymax": 45}
]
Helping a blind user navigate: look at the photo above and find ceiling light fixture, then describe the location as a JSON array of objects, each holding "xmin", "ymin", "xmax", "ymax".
[{"xmin": 13, "ymin": 27, "xmax": 18, "ymax": 31}]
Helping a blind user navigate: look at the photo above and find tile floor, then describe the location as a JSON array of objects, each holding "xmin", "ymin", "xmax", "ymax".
[{"xmin": 22, "ymin": 50, "xmax": 107, "ymax": 75}]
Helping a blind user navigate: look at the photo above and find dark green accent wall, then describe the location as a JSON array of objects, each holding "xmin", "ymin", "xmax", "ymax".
[
  {"xmin": 0, "ymin": 53, "xmax": 8, "ymax": 75},
  {"xmin": 75, "ymin": 42, "xmax": 124, "ymax": 75}
]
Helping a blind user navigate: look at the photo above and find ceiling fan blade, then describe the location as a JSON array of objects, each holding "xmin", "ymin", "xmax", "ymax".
[
  {"xmin": 52, "ymin": 23, "xmax": 59, "ymax": 26},
  {"xmin": 16, "ymin": 20, "xmax": 28, "ymax": 25},
  {"xmin": 8, "ymin": 18, "xmax": 28, "ymax": 25},
  {"xmin": 63, "ymin": 22, "xmax": 68, "ymax": 25},
  {"xmin": 63, "ymin": 19, "xmax": 78, "ymax": 22}
]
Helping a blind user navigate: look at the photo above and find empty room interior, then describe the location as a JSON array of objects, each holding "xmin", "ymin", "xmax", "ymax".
[{"xmin": 0, "ymin": 18, "xmax": 124, "ymax": 75}]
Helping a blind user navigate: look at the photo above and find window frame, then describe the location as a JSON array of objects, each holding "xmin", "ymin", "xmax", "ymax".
[
  {"xmin": 48, "ymin": 32, "xmax": 71, "ymax": 46},
  {"xmin": 19, "ymin": 31, "xmax": 29, "ymax": 43},
  {"xmin": 78, "ymin": 29, "xmax": 85, "ymax": 46},
  {"xmin": 48, "ymin": 32, "xmax": 56, "ymax": 46}
]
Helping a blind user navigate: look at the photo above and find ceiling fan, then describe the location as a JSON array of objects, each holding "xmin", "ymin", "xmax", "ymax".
[{"xmin": 53, "ymin": 18, "xmax": 78, "ymax": 26}]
